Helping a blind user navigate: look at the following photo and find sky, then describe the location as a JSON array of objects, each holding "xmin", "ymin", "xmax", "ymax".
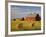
[{"xmin": 11, "ymin": 5, "xmax": 41, "ymax": 19}]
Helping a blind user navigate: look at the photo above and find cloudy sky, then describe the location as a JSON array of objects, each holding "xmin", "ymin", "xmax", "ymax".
[{"xmin": 11, "ymin": 5, "xmax": 41, "ymax": 19}]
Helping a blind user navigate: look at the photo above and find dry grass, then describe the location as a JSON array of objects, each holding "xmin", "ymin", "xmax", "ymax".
[{"xmin": 11, "ymin": 19, "xmax": 41, "ymax": 31}]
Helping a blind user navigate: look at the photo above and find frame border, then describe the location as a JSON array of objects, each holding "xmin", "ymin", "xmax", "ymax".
[{"xmin": 5, "ymin": 1, "xmax": 45, "ymax": 36}]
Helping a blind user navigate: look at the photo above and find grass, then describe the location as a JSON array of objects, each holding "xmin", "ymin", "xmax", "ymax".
[{"xmin": 11, "ymin": 19, "xmax": 41, "ymax": 31}]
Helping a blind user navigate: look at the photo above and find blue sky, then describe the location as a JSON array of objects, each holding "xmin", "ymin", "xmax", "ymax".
[{"xmin": 11, "ymin": 5, "xmax": 41, "ymax": 19}]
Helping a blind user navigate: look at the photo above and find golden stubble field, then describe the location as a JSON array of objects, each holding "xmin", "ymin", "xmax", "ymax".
[{"xmin": 11, "ymin": 19, "xmax": 41, "ymax": 31}]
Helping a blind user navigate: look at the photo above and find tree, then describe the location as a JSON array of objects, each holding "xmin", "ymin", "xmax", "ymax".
[{"xmin": 35, "ymin": 14, "xmax": 41, "ymax": 21}]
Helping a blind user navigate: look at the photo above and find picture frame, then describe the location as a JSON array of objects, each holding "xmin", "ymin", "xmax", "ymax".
[{"xmin": 7, "ymin": 1, "xmax": 45, "ymax": 35}]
